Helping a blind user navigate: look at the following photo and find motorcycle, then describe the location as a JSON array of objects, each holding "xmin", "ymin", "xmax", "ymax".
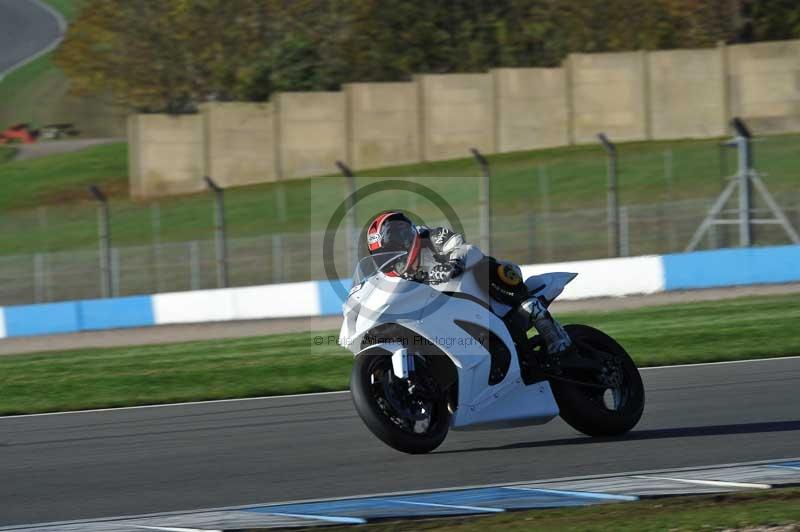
[{"xmin": 340, "ymin": 250, "xmax": 645, "ymax": 454}]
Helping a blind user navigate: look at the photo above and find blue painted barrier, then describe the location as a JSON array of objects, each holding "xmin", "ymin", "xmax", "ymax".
[
  {"xmin": 663, "ymin": 244, "xmax": 800, "ymax": 290},
  {"xmin": 1, "ymin": 244, "xmax": 799, "ymax": 339},
  {"xmin": 77, "ymin": 296, "xmax": 155, "ymax": 331},
  {"xmin": 317, "ymin": 278, "xmax": 352, "ymax": 316},
  {"xmin": 4, "ymin": 301, "xmax": 81, "ymax": 337}
]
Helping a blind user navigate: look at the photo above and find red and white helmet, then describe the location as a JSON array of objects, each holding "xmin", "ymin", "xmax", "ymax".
[{"xmin": 366, "ymin": 211, "xmax": 420, "ymax": 276}]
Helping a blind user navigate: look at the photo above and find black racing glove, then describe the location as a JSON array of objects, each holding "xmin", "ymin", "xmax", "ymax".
[{"xmin": 428, "ymin": 259, "xmax": 464, "ymax": 284}]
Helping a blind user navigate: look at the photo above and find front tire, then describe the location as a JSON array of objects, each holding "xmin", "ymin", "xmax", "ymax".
[
  {"xmin": 350, "ymin": 351, "xmax": 450, "ymax": 454},
  {"xmin": 550, "ymin": 324, "xmax": 644, "ymax": 437}
]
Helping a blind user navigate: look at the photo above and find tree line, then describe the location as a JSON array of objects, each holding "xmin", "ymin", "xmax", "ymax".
[{"xmin": 55, "ymin": 0, "xmax": 800, "ymax": 112}]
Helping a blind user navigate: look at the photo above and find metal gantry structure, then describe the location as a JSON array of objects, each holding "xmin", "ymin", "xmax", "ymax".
[{"xmin": 686, "ymin": 118, "xmax": 800, "ymax": 251}]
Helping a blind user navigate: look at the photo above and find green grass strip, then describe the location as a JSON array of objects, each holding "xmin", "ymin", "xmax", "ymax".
[
  {"xmin": 301, "ymin": 488, "xmax": 800, "ymax": 532},
  {"xmin": 0, "ymin": 293, "xmax": 798, "ymax": 415}
]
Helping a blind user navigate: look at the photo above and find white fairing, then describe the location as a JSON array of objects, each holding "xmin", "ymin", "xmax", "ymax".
[
  {"xmin": 340, "ymin": 255, "xmax": 576, "ymax": 430},
  {"xmin": 525, "ymin": 272, "xmax": 579, "ymax": 305}
]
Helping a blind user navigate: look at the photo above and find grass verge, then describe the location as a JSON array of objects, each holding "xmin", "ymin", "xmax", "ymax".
[
  {"xmin": 0, "ymin": 146, "xmax": 16, "ymax": 164},
  {"xmin": 0, "ymin": 293, "xmax": 798, "ymax": 416},
  {"xmin": 292, "ymin": 488, "xmax": 800, "ymax": 532}
]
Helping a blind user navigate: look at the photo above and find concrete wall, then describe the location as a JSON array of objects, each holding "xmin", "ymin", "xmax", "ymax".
[
  {"xmin": 346, "ymin": 82, "xmax": 420, "ymax": 170},
  {"xmin": 568, "ymin": 51, "xmax": 648, "ymax": 144},
  {"xmin": 276, "ymin": 92, "xmax": 347, "ymax": 179},
  {"xmin": 418, "ymin": 74, "xmax": 495, "ymax": 161},
  {"xmin": 649, "ymin": 47, "xmax": 727, "ymax": 139},
  {"xmin": 127, "ymin": 39, "xmax": 800, "ymax": 197},
  {"xmin": 727, "ymin": 40, "xmax": 800, "ymax": 134},
  {"xmin": 202, "ymin": 102, "xmax": 277, "ymax": 187},
  {"xmin": 128, "ymin": 114, "xmax": 205, "ymax": 199},
  {"xmin": 493, "ymin": 68, "xmax": 569, "ymax": 152}
]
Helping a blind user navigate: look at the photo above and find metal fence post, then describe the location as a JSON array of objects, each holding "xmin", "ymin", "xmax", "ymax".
[
  {"xmin": 620, "ymin": 206, "xmax": 630, "ymax": 257},
  {"xmin": 538, "ymin": 165, "xmax": 553, "ymax": 261},
  {"xmin": 151, "ymin": 202, "xmax": 161, "ymax": 292},
  {"xmin": 470, "ymin": 148, "xmax": 491, "ymax": 255},
  {"xmin": 336, "ymin": 161, "xmax": 359, "ymax": 272},
  {"xmin": 111, "ymin": 247, "xmax": 121, "ymax": 296},
  {"xmin": 205, "ymin": 177, "xmax": 229, "ymax": 288},
  {"xmin": 733, "ymin": 119, "xmax": 754, "ymax": 247},
  {"xmin": 275, "ymin": 183, "xmax": 287, "ymax": 223},
  {"xmin": 89, "ymin": 185, "xmax": 113, "ymax": 298},
  {"xmin": 189, "ymin": 240, "xmax": 200, "ymax": 290},
  {"xmin": 272, "ymin": 234, "xmax": 283, "ymax": 283},
  {"xmin": 33, "ymin": 253, "xmax": 45, "ymax": 303},
  {"xmin": 597, "ymin": 133, "xmax": 621, "ymax": 257}
]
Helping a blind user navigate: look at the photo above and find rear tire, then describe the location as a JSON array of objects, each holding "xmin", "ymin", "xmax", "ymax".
[
  {"xmin": 550, "ymin": 324, "xmax": 644, "ymax": 437},
  {"xmin": 350, "ymin": 351, "xmax": 450, "ymax": 454}
]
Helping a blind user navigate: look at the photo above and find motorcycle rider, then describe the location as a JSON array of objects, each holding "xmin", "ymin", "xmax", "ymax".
[{"xmin": 365, "ymin": 211, "xmax": 574, "ymax": 356}]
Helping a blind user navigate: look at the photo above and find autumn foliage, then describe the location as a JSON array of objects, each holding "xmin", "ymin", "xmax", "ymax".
[{"xmin": 55, "ymin": 0, "xmax": 796, "ymax": 112}]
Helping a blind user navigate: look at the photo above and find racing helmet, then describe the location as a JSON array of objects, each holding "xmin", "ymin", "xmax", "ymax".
[{"xmin": 366, "ymin": 211, "xmax": 421, "ymax": 276}]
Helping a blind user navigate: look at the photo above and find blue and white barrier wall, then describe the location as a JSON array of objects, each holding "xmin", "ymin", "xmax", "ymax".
[{"xmin": 1, "ymin": 244, "xmax": 799, "ymax": 339}]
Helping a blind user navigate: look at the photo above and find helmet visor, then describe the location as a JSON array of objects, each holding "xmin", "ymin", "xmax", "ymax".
[{"xmin": 379, "ymin": 220, "xmax": 415, "ymax": 253}]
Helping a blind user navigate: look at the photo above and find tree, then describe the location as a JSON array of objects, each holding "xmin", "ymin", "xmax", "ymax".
[
  {"xmin": 58, "ymin": 0, "xmax": 794, "ymax": 112},
  {"xmin": 57, "ymin": 0, "xmax": 271, "ymax": 112}
]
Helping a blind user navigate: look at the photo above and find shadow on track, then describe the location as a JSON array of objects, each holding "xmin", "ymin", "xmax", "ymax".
[{"xmin": 436, "ymin": 420, "xmax": 800, "ymax": 454}]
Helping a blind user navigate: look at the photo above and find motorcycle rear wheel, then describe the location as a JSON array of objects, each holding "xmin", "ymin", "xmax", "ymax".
[
  {"xmin": 350, "ymin": 351, "xmax": 450, "ymax": 454},
  {"xmin": 550, "ymin": 324, "xmax": 645, "ymax": 437}
]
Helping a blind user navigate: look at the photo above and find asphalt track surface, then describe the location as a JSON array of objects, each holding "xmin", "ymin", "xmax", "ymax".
[
  {"xmin": 0, "ymin": 0, "xmax": 63, "ymax": 77},
  {"xmin": 1, "ymin": 356, "xmax": 799, "ymax": 526}
]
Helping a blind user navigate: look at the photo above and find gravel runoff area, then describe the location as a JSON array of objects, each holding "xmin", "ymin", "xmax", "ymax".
[{"xmin": 2, "ymin": 283, "xmax": 799, "ymax": 356}]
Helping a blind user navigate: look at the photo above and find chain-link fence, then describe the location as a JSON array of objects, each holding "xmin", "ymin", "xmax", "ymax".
[
  {"xmin": 3, "ymin": 193, "xmax": 800, "ymax": 306},
  {"xmin": 2, "ymin": 134, "xmax": 798, "ymax": 306}
]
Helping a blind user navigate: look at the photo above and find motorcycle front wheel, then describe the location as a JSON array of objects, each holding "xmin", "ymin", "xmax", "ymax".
[
  {"xmin": 350, "ymin": 351, "xmax": 450, "ymax": 454},
  {"xmin": 549, "ymin": 324, "xmax": 645, "ymax": 437}
]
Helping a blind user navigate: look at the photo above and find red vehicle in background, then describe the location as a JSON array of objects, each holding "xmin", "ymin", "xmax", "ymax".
[
  {"xmin": 0, "ymin": 123, "xmax": 39, "ymax": 144},
  {"xmin": 0, "ymin": 123, "xmax": 78, "ymax": 144}
]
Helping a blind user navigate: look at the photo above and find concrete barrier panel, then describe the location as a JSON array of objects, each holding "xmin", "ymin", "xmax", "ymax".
[
  {"xmin": 727, "ymin": 40, "xmax": 800, "ymax": 134},
  {"xmin": 276, "ymin": 92, "xmax": 347, "ymax": 179},
  {"xmin": 419, "ymin": 74, "xmax": 495, "ymax": 161},
  {"xmin": 77, "ymin": 296, "xmax": 155, "ymax": 331},
  {"xmin": 494, "ymin": 68, "xmax": 569, "ymax": 152},
  {"xmin": 649, "ymin": 48, "xmax": 726, "ymax": 139},
  {"xmin": 3, "ymin": 302, "xmax": 80, "ymax": 337},
  {"xmin": 202, "ymin": 102, "xmax": 278, "ymax": 186},
  {"xmin": 153, "ymin": 289, "xmax": 236, "ymax": 325},
  {"xmin": 520, "ymin": 256, "xmax": 665, "ymax": 300},
  {"xmin": 128, "ymin": 114, "xmax": 206, "ymax": 198},
  {"xmin": 232, "ymin": 282, "xmax": 321, "ymax": 319},
  {"xmin": 346, "ymin": 82, "xmax": 420, "ymax": 170},
  {"xmin": 663, "ymin": 245, "xmax": 800, "ymax": 290},
  {"xmin": 569, "ymin": 51, "xmax": 648, "ymax": 143}
]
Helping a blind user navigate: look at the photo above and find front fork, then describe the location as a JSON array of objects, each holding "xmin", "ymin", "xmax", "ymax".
[{"xmin": 391, "ymin": 347, "xmax": 414, "ymax": 379}]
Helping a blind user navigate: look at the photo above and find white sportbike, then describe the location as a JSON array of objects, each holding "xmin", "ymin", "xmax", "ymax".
[{"xmin": 340, "ymin": 251, "xmax": 645, "ymax": 454}]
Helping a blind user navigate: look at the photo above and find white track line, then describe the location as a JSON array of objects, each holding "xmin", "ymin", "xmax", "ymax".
[
  {"xmin": 262, "ymin": 512, "xmax": 366, "ymax": 525},
  {"xmin": 133, "ymin": 527, "xmax": 220, "ymax": 532},
  {"xmin": 391, "ymin": 500, "xmax": 504, "ymax": 513},
  {"xmin": 639, "ymin": 355, "xmax": 800, "ymax": 371},
  {"xmin": 632, "ymin": 475, "xmax": 771, "ymax": 489},
  {"xmin": 1, "ymin": 355, "xmax": 798, "ymax": 419},
  {"xmin": 505, "ymin": 486, "xmax": 638, "ymax": 501}
]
